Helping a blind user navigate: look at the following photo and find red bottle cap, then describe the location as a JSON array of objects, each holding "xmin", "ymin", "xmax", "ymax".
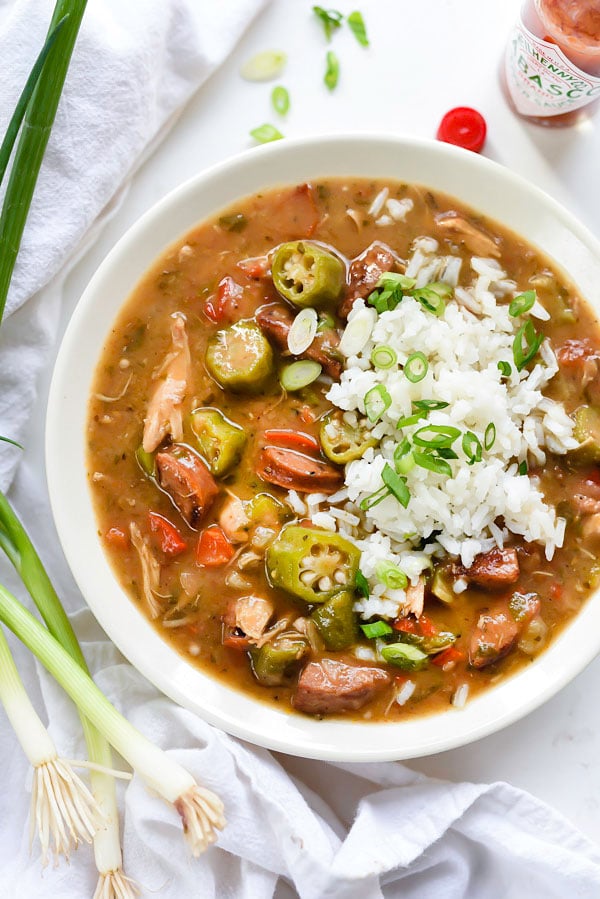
[{"xmin": 436, "ymin": 107, "xmax": 487, "ymax": 153}]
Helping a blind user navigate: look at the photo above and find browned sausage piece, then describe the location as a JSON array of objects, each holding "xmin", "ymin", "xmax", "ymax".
[
  {"xmin": 469, "ymin": 604, "xmax": 519, "ymax": 669},
  {"xmin": 339, "ymin": 242, "xmax": 397, "ymax": 319},
  {"xmin": 256, "ymin": 303, "xmax": 343, "ymax": 380},
  {"xmin": 156, "ymin": 445, "xmax": 219, "ymax": 529},
  {"xmin": 256, "ymin": 446, "xmax": 342, "ymax": 494},
  {"xmin": 293, "ymin": 659, "xmax": 391, "ymax": 715},
  {"xmin": 459, "ymin": 548, "xmax": 520, "ymax": 589}
]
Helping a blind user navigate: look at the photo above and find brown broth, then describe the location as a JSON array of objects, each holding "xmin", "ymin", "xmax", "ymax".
[{"xmin": 87, "ymin": 178, "xmax": 600, "ymax": 722}]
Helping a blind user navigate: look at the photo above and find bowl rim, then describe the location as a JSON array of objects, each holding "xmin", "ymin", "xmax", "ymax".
[{"xmin": 46, "ymin": 132, "xmax": 600, "ymax": 761}]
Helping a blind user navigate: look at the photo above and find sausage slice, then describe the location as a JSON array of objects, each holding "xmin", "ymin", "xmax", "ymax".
[
  {"xmin": 339, "ymin": 242, "xmax": 397, "ymax": 319},
  {"xmin": 469, "ymin": 604, "xmax": 519, "ymax": 669},
  {"xmin": 156, "ymin": 445, "xmax": 219, "ymax": 528},
  {"xmin": 256, "ymin": 446, "xmax": 343, "ymax": 494},
  {"xmin": 256, "ymin": 303, "xmax": 343, "ymax": 379},
  {"xmin": 459, "ymin": 548, "xmax": 520, "ymax": 589},
  {"xmin": 293, "ymin": 659, "xmax": 391, "ymax": 715}
]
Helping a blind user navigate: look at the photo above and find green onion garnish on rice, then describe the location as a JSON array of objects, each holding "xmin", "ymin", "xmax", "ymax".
[
  {"xmin": 413, "ymin": 400, "xmax": 449, "ymax": 411},
  {"xmin": 509, "ymin": 290, "xmax": 536, "ymax": 317},
  {"xmin": 381, "ymin": 463, "xmax": 410, "ymax": 507},
  {"xmin": 404, "ymin": 351, "xmax": 428, "ymax": 382},
  {"xmin": 413, "ymin": 424, "xmax": 461, "ymax": 449},
  {"xmin": 513, "ymin": 320, "xmax": 544, "ymax": 371},
  {"xmin": 484, "ymin": 422, "xmax": 496, "ymax": 450},
  {"xmin": 462, "ymin": 431, "xmax": 483, "ymax": 465},
  {"xmin": 355, "ymin": 569, "xmax": 370, "ymax": 597},
  {"xmin": 497, "ymin": 360, "xmax": 512, "ymax": 378},
  {"xmin": 375, "ymin": 560, "xmax": 408, "ymax": 590},
  {"xmin": 361, "ymin": 620, "xmax": 393, "ymax": 639},
  {"xmin": 364, "ymin": 384, "xmax": 391, "ymax": 422},
  {"xmin": 413, "ymin": 451, "xmax": 453, "ymax": 477},
  {"xmin": 371, "ymin": 344, "xmax": 397, "ymax": 369}
]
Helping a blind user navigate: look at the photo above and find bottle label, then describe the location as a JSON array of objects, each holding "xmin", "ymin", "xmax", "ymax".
[{"xmin": 505, "ymin": 20, "xmax": 600, "ymax": 116}]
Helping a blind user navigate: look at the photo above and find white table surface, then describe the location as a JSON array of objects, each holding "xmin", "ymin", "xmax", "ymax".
[{"xmin": 22, "ymin": 0, "xmax": 600, "ymax": 854}]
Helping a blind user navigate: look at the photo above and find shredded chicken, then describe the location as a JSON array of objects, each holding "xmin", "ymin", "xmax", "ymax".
[
  {"xmin": 142, "ymin": 314, "xmax": 190, "ymax": 453},
  {"xmin": 404, "ymin": 578, "xmax": 425, "ymax": 618},
  {"xmin": 235, "ymin": 596, "xmax": 274, "ymax": 640},
  {"xmin": 218, "ymin": 495, "xmax": 250, "ymax": 543},
  {"xmin": 129, "ymin": 522, "xmax": 162, "ymax": 618},
  {"xmin": 252, "ymin": 617, "xmax": 292, "ymax": 649},
  {"xmin": 436, "ymin": 212, "xmax": 500, "ymax": 258}
]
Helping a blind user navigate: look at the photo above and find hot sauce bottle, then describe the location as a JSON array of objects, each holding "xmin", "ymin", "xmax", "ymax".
[{"xmin": 504, "ymin": 0, "xmax": 600, "ymax": 125}]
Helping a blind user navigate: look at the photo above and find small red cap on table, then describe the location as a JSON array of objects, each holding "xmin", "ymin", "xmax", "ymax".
[{"xmin": 436, "ymin": 107, "xmax": 487, "ymax": 153}]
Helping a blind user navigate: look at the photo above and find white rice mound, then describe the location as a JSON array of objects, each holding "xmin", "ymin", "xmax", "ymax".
[{"xmin": 307, "ymin": 239, "xmax": 576, "ymax": 621}]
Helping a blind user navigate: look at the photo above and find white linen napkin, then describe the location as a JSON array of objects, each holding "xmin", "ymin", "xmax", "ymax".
[{"xmin": 1, "ymin": 2, "xmax": 600, "ymax": 897}]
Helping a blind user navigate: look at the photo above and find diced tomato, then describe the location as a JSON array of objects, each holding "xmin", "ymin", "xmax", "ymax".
[
  {"xmin": 432, "ymin": 646, "xmax": 464, "ymax": 668},
  {"xmin": 196, "ymin": 525, "xmax": 235, "ymax": 567},
  {"xmin": 204, "ymin": 276, "xmax": 243, "ymax": 323},
  {"xmin": 237, "ymin": 255, "xmax": 269, "ymax": 279},
  {"xmin": 299, "ymin": 405, "xmax": 317, "ymax": 424},
  {"xmin": 105, "ymin": 526, "xmax": 129, "ymax": 549},
  {"xmin": 416, "ymin": 614, "xmax": 437, "ymax": 637},
  {"xmin": 392, "ymin": 617, "xmax": 418, "ymax": 634},
  {"xmin": 148, "ymin": 511, "xmax": 188, "ymax": 556},
  {"xmin": 264, "ymin": 429, "xmax": 320, "ymax": 454},
  {"xmin": 549, "ymin": 582, "xmax": 564, "ymax": 601},
  {"xmin": 556, "ymin": 339, "xmax": 595, "ymax": 368}
]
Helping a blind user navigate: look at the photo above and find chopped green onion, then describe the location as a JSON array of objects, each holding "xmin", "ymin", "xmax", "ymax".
[
  {"xmin": 371, "ymin": 344, "xmax": 397, "ymax": 370},
  {"xmin": 365, "ymin": 384, "xmax": 391, "ymax": 422},
  {"xmin": 381, "ymin": 463, "xmax": 410, "ymax": 507},
  {"xmin": 375, "ymin": 560, "xmax": 408, "ymax": 590},
  {"xmin": 280, "ymin": 360, "xmax": 322, "ymax": 391},
  {"xmin": 513, "ymin": 320, "xmax": 544, "ymax": 371},
  {"xmin": 497, "ymin": 360, "xmax": 512, "ymax": 378},
  {"xmin": 317, "ymin": 312, "xmax": 336, "ymax": 332},
  {"xmin": 394, "ymin": 446, "xmax": 415, "ymax": 474},
  {"xmin": 436, "ymin": 447, "xmax": 459, "ymax": 460},
  {"xmin": 518, "ymin": 460, "xmax": 528, "ymax": 475},
  {"xmin": 355, "ymin": 569, "xmax": 370, "ymax": 598},
  {"xmin": 250, "ymin": 123, "xmax": 284, "ymax": 144},
  {"xmin": 218, "ymin": 213, "xmax": 247, "ymax": 233},
  {"xmin": 271, "ymin": 85, "xmax": 290, "ymax": 116},
  {"xmin": 419, "ymin": 281, "xmax": 453, "ymax": 299},
  {"xmin": 360, "ymin": 484, "xmax": 389, "ymax": 511},
  {"xmin": 396, "ymin": 411, "xmax": 427, "ymax": 429},
  {"xmin": 377, "ymin": 272, "xmax": 417, "ymax": 290},
  {"xmin": 413, "ymin": 425, "xmax": 461, "ymax": 449},
  {"xmin": 324, "ymin": 50, "xmax": 340, "ymax": 90},
  {"xmin": 509, "ymin": 290, "xmax": 536, "ymax": 317},
  {"xmin": 462, "ymin": 431, "xmax": 483, "ymax": 465},
  {"xmin": 411, "ymin": 287, "xmax": 447, "ymax": 317},
  {"xmin": 240, "ymin": 50, "xmax": 287, "ymax": 82},
  {"xmin": 413, "ymin": 400, "xmax": 450, "ymax": 411},
  {"xmin": 380, "ymin": 642, "xmax": 428, "ymax": 670},
  {"xmin": 361, "ymin": 620, "xmax": 393, "ymax": 639},
  {"xmin": 312, "ymin": 5, "xmax": 343, "ymax": 40},
  {"xmin": 484, "ymin": 422, "xmax": 496, "ymax": 450},
  {"xmin": 404, "ymin": 351, "xmax": 428, "ymax": 383},
  {"xmin": 347, "ymin": 10, "xmax": 369, "ymax": 46},
  {"xmin": 413, "ymin": 451, "xmax": 452, "ymax": 477}
]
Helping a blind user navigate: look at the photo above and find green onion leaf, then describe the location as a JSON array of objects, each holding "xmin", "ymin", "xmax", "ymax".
[
  {"xmin": 377, "ymin": 272, "xmax": 417, "ymax": 290},
  {"xmin": 313, "ymin": 6, "xmax": 344, "ymax": 40},
  {"xmin": 360, "ymin": 484, "xmax": 390, "ymax": 511},
  {"xmin": 404, "ymin": 352, "xmax": 428, "ymax": 383},
  {"xmin": 394, "ymin": 439, "xmax": 415, "ymax": 474},
  {"xmin": 371, "ymin": 344, "xmax": 397, "ymax": 370},
  {"xmin": 271, "ymin": 85, "xmax": 290, "ymax": 116},
  {"xmin": 324, "ymin": 50, "xmax": 340, "ymax": 90},
  {"xmin": 518, "ymin": 460, "xmax": 528, "ymax": 475},
  {"xmin": 413, "ymin": 451, "xmax": 452, "ymax": 477},
  {"xmin": 421, "ymin": 281, "xmax": 453, "ymax": 299},
  {"xmin": 280, "ymin": 359, "xmax": 321, "ymax": 391},
  {"xmin": 364, "ymin": 384, "xmax": 391, "ymax": 422},
  {"xmin": 381, "ymin": 463, "xmax": 410, "ymax": 507},
  {"xmin": 436, "ymin": 447, "xmax": 459, "ymax": 460},
  {"xmin": 413, "ymin": 425, "xmax": 461, "ymax": 449},
  {"xmin": 462, "ymin": 431, "xmax": 483, "ymax": 465},
  {"xmin": 347, "ymin": 10, "xmax": 369, "ymax": 46},
  {"xmin": 355, "ymin": 569, "xmax": 370, "ymax": 598},
  {"xmin": 411, "ymin": 287, "xmax": 447, "ymax": 317},
  {"xmin": 218, "ymin": 213, "xmax": 247, "ymax": 232},
  {"xmin": 241, "ymin": 50, "xmax": 287, "ymax": 82},
  {"xmin": 361, "ymin": 620, "xmax": 393, "ymax": 639},
  {"xmin": 413, "ymin": 400, "xmax": 449, "ymax": 412},
  {"xmin": 250, "ymin": 123, "xmax": 284, "ymax": 144},
  {"xmin": 497, "ymin": 360, "xmax": 512, "ymax": 378},
  {"xmin": 396, "ymin": 411, "xmax": 427, "ymax": 429},
  {"xmin": 484, "ymin": 422, "xmax": 496, "ymax": 451},
  {"xmin": 375, "ymin": 560, "xmax": 408, "ymax": 590},
  {"xmin": 513, "ymin": 320, "xmax": 544, "ymax": 371},
  {"xmin": 317, "ymin": 312, "xmax": 336, "ymax": 332},
  {"xmin": 509, "ymin": 290, "xmax": 536, "ymax": 317},
  {"xmin": 380, "ymin": 642, "xmax": 429, "ymax": 670}
]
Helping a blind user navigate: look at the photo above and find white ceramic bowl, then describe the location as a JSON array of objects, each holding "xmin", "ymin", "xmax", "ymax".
[{"xmin": 46, "ymin": 134, "xmax": 600, "ymax": 761}]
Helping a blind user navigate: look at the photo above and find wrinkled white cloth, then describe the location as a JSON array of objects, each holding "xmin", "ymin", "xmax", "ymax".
[{"xmin": 1, "ymin": 1, "xmax": 600, "ymax": 897}]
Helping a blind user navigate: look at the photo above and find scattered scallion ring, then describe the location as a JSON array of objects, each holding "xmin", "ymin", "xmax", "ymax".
[
  {"xmin": 484, "ymin": 422, "xmax": 496, "ymax": 451},
  {"xmin": 509, "ymin": 290, "xmax": 536, "ymax": 317},
  {"xmin": 371, "ymin": 344, "xmax": 397, "ymax": 370},
  {"xmin": 413, "ymin": 451, "xmax": 452, "ymax": 477},
  {"xmin": 355, "ymin": 569, "xmax": 370, "ymax": 598},
  {"xmin": 404, "ymin": 352, "xmax": 428, "ymax": 383},
  {"xmin": 279, "ymin": 359, "xmax": 321, "ymax": 391},
  {"xmin": 518, "ymin": 460, "xmax": 528, "ymax": 475},
  {"xmin": 396, "ymin": 411, "xmax": 427, "ymax": 429},
  {"xmin": 413, "ymin": 399, "xmax": 449, "ymax": 412},
  {"xmin": 462, "ymin": 431, "xmax": 483, "ymax": 465},
  {"xmin": 361, "ymin": 620, "xmax": 393, "ymax": 639},
  {"xmin": 364, "ymin": 384, "xmax": 392, "ymax": 422},
  {"xmin": 513, "ymin": 320, "xmax": 544, "ymax": 371},
  {"xmin": 375, "ymin": 560, "xmax": 408, "ymax": 590},
  {"xmin": 413, "ymin": 425, "xmax": 461, "ymax": 449},
  {"xmin": 497, "ymin": 360, "xmax": 512, "ymax": 378},
  {"xmin": 359, "ymin": 484, "xmax": 390, "ymax": 511},
  {"xmin": 381, "ymin": 463, "xmax": 410, "ymax": 507}
]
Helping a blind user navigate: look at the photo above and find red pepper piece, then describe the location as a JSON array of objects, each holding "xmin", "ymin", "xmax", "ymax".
[
  {"xmin": 196, "ymin": 525, "xmax": 235, "ymax": 567},
  {"xmin": 148, "ymin": 511, "xmax": 188, "ymax": 557}
]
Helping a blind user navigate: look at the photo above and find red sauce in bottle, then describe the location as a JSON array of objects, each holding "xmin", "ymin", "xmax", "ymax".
[{"xmin": 504, "ymin": 0, "xmax": 600, "ymax": 125}]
